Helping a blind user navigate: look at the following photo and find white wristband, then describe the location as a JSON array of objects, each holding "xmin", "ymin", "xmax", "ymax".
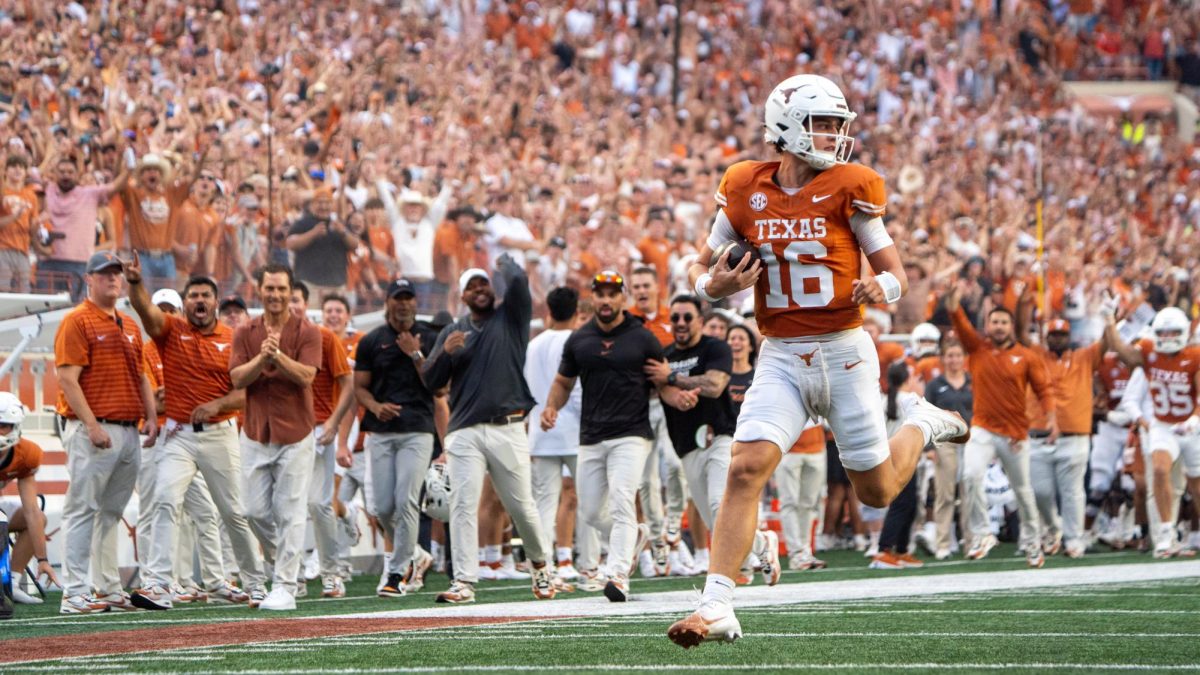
[
  {"xmin": 695, "ymin": 272, "xmax": 718, "ymax": 302},
  {"xmin": 876, "ymin": 271, "xmax": 903, "ymax": 304}
]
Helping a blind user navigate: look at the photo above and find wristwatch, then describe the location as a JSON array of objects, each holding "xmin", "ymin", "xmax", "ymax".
[{"xmin": 667, "ymin": 371, "xmax": 678, "ymax": 386}]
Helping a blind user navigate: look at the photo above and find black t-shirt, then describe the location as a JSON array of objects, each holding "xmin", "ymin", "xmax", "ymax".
[
  {"xmin": 662, "ymin": 336, "xmax": 736, "ymax": 457},
  {"xmin": 288, "ymin": 213, "xmax": 351, "ymax": 286},
  {"xmin": 925, "ymin": 373, "xmax": 974, "ymax": 426},
  {"xmin": 355, "ymin": 322, "xmax": 439, "ymax": 434},
  {"xmin": 728, "ymin": 368, "xmax": 754, "ymax": 422},
  {"xmin": 559, "ymin": 312, "xmax": 664, "ymax": 446}
]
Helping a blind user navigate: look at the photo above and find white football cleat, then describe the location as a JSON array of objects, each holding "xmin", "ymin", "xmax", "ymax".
[
  {"xmin": 667, "ymin": 608, "xmax": 743, "ymax": 648},
  {"xmin": 902, "ymin": 396, "xmax": 970, "ymax": 444}
]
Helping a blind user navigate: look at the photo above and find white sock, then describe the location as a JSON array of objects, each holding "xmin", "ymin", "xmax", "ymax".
[
  {"xmin": 431, "ymin": 541, "xmax": 442, "ymax": 560},
  {"xmin": 484, "ymin": 545, "xmax": 502, "ymax": 564},
  {"xmin": 699, "ymin": 573, "xmax": 735, "ymax": 619},
  {"xmin": 501, "ymin": 552, "xmax": 516, "ymax": 567},
  {"xmin": 556, "ymin": 547, "xmax": 573, "ymax": 564}
]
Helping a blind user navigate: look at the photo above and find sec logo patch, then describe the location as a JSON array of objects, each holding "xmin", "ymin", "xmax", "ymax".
[{"xmin": 749, "ymin": 192, "xmax": 768, "ymax": 212}]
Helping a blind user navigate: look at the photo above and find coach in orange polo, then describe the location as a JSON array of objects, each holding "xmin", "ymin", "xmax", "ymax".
[
  {"xmin": 124, "ymin": 254, "xmax": 268, "ymax": 612},
  {"xmin": 230, "ymin": 262, "xmax": 322, "ymax": 611},
  {"xmin": 55, "ymin": 251, "xmax": 158, "ymax": 614}
]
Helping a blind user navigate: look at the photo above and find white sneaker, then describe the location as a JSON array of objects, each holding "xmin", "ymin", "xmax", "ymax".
[
  {"xmin": 555, "ymin": 562, "xmax": 581, "ymax": 581},
  {"xmin": 435, "ymin": 581, "xmax": 476, "ymax": 604},
  {"xmin": 664, "ymin": 514, "xmax": 683, "ymax": 545},
  {"xmin": 531, "ymin": 564, "xmax": 559, "ymax": 600},
  {"xmin": 788, "ymin": 550, "xmax": 827, "ymax": 570},
  {"xmin": 60, "ymin": 594, "xmax": 109, "ymax": 614},
  {"xmin": 853, "ymin": 534, "xmax": 868, "ymax": 552},
  {"xmin": 667, "ymin": 550, "xmax": 695, "ymax": 576},
  {"xmin": 172, "ymin": 585, "xmax": 208, "ymax": 604},
  {"xmin": 12, "ymin": 586, "xmax": 43, "ymax": 604},
  {"xmin": 495, "ymin": 562, "xmax": 530, "ymax": 580},
  {"xmin": 902, "ymin": 397, "xmax": 970, "ymax": 444},
  {"xmin": 322, "ymin": 575, "xmax": 346, "ymax": 598},
  {"xmin": 259, "ymin": 587, "xmax": 297, "ymax": 611},
  {"xmin": 934, "ymin": 548, "xmax": 952, "ymax": 561},
  {"xmin": 754, "ymin": 530, "xmax": 781, "ymax": 586},
  {"xmin": 578, "ymin": 568, "xmax": 607, "ymax": 592},
  {"xmin": 208, "ymin": 582, "xmax": 250, "ymax": 605},
  {"xmin": 405, "ymin": 547, "xmax": 434, "ymax": 592},
  {"xmin": 914, "ymin": 522, "xmax": 937, "ymax": 555},
  {"xmin": 639, "ymin": 550, "xmax": 658, "ymax": 578},
  {"xmin": 96, "ymin": 590, "xmax": 138, "ymax": 612},
  {"xmin": 248, "ymin": 588, "xmax": 268, "ymax": 608},
  {"xmin": 303, "ymin": 550, "xmax": 320, "ymax": 581},
  {"xmin": 691, "ymin": 548, "xmax": 709, "ymax": 574},
  {"xmin": 966, "ymin": 534, "xmax": 998, "ymax": 560},
  {"xmin": 668, "ymin": 607, "xmax": 743, "ymax": 648},
  {"xmin": 478, "ymin": 562, "xmax": 499, "ymax": 580},
  {"xmin": 1026, "ymin": 548, "xmax": 1045, "ymax": 568},
  {"xmin": 864, "ymin": 542, "xmax": 879, "ymax": 558},
  {"xmin": 130, "ymin": 586, "xmax": 173, "ymax": 611}
]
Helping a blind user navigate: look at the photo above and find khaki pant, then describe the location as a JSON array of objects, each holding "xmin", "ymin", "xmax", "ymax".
[
  {"xmin": 1031, "ymin": 434, "xmax": 1090, "ymax": 550},
  {"xmin": 61, "ymin": 421, "xmax": 140, "ymax": 597},
  {"xmin": 446, "ymin": 422, "xmax": 550, "ymax": 584},
  {"xmin": 308, "ymin": 424, "xmax": 341, "ymax": 579},
  {"xmin": 0, "ymin": 248, "xmax": 30, "ymax": 293},
  {"xmin": 365, "ymin": 431, "xmax": 434, "ymax": 575},
  {"xmin": 242, "ymin": 433, "xmax": 315, "ymax": 593},
  {"xmin": 772, "ymin": 447, "xmax": 824, "ymax": 555},
  {"xmin": 577, "ymin": 436, "xmax": 652, "ymax": 579},
  {"xmin": 932, "ymin": 442, "xmax": 963, "ymax": 552},
  {"xmin": 639, "ymin": 399, "xmax": 687, "ymax": 538},
  {"xmin": 145, "ymin": 420, "xmax": 266, "ymax": 592},
  {"xmin": 531, "ymin": 454, "xmax": 601, "ymax": 570},
  {"xmin": 962, "ymin": 427, "xmax": 1041, "ymax": 552}
]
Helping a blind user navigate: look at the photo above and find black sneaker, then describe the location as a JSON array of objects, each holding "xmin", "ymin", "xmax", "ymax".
[{"xmin": 378, "ymin": 573, "xmax": 406, "ymax": 598}]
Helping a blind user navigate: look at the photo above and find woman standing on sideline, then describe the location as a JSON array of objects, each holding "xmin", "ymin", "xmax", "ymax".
[
  {"xmin": 869, "ymin": 361, "xmax": 927, "ymax": 569},
  {"xmin": 923, "ymin": 340, "xmax": 973, "ymax": 560},
  {"xmin": 725, "ymin": 325, "xmax": 757, "ymax": 421}
]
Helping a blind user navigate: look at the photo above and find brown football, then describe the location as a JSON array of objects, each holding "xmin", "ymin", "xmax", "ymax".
[{"xmin": 712, "ymin": 240, "xmax": 760, "ymax": 270}]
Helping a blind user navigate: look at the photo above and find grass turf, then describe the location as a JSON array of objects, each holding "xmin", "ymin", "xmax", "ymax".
[{"xmin": 6, "ymin": 574, "xmax": 1199, "ymax": 674}]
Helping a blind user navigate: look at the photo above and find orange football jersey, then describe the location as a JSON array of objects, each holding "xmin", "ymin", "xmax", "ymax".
[
  {"xmin": 1138, "ymin": 339, "xmax": 1200, "ymax": 424},
  {"xmin": 1097, "ymin": 352, "xmax": 1132, "ymax": 412},
  {"xmin": 715, "ymin": 160, "xmax": 886, "ymax": 338}
]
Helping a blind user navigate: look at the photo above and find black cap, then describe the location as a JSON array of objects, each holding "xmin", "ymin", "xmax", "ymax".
[
  {"xmin": 218, "ymin": 295, "xmax": 247, "ymax": 311},
  {"xmin": 548, "ymin": 236, "xmax": 566, "ymax": 249},
  {"xmin": 387, "ymin": 278, "xmax": 416, "ymax": 298},
  {"xmin": 85, "ymin": 251, "xmax": 124, "ymax": 273}
]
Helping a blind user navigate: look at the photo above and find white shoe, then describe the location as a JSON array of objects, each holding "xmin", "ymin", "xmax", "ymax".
[
  {"xmin": 664, "ymin": 514, "xmax": 683, "ymax": 545},
  {"xmin": 668, "ymin": 607, "xmax": 743, "ymax": 647},
  {"xmin": 603, "ymin": 574, "xmax": 630, "ymax": 602},
  {"xmin": 754, "ymin": 530, "xmax": 781, "ymax": 586},
  {"xmin": 259, "ymin": 587, "xmax": 297, "ymax": 611},
  {"xmin": 691, "ymin": 548, "xmax": 709, "ymax": 574},
  {"xmin": 130, "ymin": 586, "xmax": 173, "ymax": 611},
  {"xmin": 914, "ymin": 522, "xmax": 937, "ymax": 555},
  {"xmin": 495, "ymin": 562, "xmax": 530, "ymax": 580},
  {"xmin": 934, "ymin": 548, "xmax": 952, "ymax": 561},
  {"xmin": 405, "ymin": 547, "xmax": 434, "ymax": 592},
  {"xmin": 172, "ymin": 585, "xmax": 208, "ymax": 604},
  {"xmin": 248, "ymin": 588, "xmax": 268, "ymax": 608},
  {"xmin": 322, "ymin": 575, "xmax": 346, "ymax": 598},
  {"xmin": 12, "ymin": 586, "xmax": 43, "ymax": 604},
  {"xmin": 639, "ymin": 550, "xmax": 658, "ymax": 578},
  {"xmin": 303, "ymin": 549, "xmax": 320, "ymax": 581},
  {"xmin": 788, "ymin": 550, "xmax": 827, "ymax": 570},
  {"xmin": 377, "ymin": 571, "xmax": 390, "ymax": 593},
  {"xmin": 578, "ymin": 569, "xmax": 607, "ymax": 592},
  {"xmin": 853, "ymin": 534, "xmax": 868, "ymax": 552},
  {"xmin": 96, "ymin": 590, "xmax": 138, "ymax": 612},
  {"xmin": 555, "ymin": 562, "xmax": 581, "ymax": 581},
  {"xmin": 478, "ymin": 562, "xmax": 499, "ymax": 580},
  {"xmin": 864, "ymin": 542, "xmax": 879, "ymax": 558},
  {"xmin": 667, "ymin": 550, "xmax": 695, "ymax": 576},
  {"xmin": 60, "ymin": 594, "xmax": 110, "ymax": 614},
  {"xmin": 435, "ymin": 581, "xmax": 477, "ymax": 604},
  {"xmin": 208, "ymin": 582, "xmax": 250, "ymax": 605},
  {"xmin": 902, "ymin": 396, "xmax": 970, "ymax": 444},
  {"xmin": 966, "ymin": 534, "xmax": 998, "ymax": 560}
]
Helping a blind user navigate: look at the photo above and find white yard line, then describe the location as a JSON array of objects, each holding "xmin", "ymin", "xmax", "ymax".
[{"xmin": 318, "ymin": 559, "xmax": 1200, "ymax": 620}]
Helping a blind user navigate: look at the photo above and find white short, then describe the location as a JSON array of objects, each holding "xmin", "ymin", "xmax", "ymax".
[
  {"xmin": 734, "ymin": 329, "xmax": 888, "ymax": 472},
  {"xmin": 1146, "ymin": 420, "xmax": 1200, "ymax": 478}
]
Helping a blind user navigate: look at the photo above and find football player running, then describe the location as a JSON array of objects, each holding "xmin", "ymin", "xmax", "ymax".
[
  {"xmin": 1105, "ymin": 307, "xmax": 1200, "ymax": 558},
  {"xmin": 668, "ymin": 74, "xmax": 968, "ymax": 648}
]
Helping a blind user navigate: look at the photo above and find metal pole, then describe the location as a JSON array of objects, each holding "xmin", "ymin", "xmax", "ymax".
[
  {"xmin": 671, "ymin": 1, "xmax": 683, "ymax": 106},
  {"xmin": 1035, "ymin": 122, "xmax": 1046, "ymax": 315}
]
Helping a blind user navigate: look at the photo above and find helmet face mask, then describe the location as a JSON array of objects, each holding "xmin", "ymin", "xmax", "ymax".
[
  {"xmin": 764, "ymin": 74, "xmax": 858, "ymax": 170},
  {"xmin": 909, "ymin": 323, "xmax": 941, "ymax": 358}
]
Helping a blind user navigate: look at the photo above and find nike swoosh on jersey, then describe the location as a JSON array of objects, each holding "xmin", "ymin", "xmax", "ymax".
[
  {"xmin": 845, "ymin": 360, "xmax": 863, "ymax": 370},
  {"xmin": 812, "ymin": 194, "xmax": 833, "ymax": 203},
  {"xmin": 97, "ymin": 334, "xmax": 108, "ymax": 341}
]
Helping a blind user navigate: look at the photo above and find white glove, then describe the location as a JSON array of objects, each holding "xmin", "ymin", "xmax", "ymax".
[
  {"xmin": 1106, "ymin": 409, "xmax": 1133, "ymax": 427},
  {"xmin": 1098, "ymin": 293, "xmax": 1120, "ymax": 321},
  {"xmin": 1173, "ymin": 415, "xmax": 1200, "ymax": 437}
]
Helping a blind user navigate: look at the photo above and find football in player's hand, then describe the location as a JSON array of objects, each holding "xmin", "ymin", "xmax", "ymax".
[{"xmin": 713, "ymin": 240, "xmax": 760, "ymax": 271}]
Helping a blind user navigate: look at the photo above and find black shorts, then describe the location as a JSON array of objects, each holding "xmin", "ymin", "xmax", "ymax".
[{"xmin": 826, "ymin": 440, "xmax": 850, "ymax": 486}]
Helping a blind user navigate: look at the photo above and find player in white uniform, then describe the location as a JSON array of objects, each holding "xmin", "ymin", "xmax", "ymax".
[
  {"xmin": 1105, "ymin": 308, "xmax": 1200, "ymax": 557},
  {"xmin": 667, "ymin": 74, "xmax": 968, "ymax": 648}
]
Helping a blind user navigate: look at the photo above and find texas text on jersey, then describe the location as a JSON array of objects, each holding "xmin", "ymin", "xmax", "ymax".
[
  {"xmin": 710, "ymin": 160, "xmax": 887, "ymax": 338},
  {"xmin": 1138, "ymin": 339, "xmax": 1200, "ymax": 424}
]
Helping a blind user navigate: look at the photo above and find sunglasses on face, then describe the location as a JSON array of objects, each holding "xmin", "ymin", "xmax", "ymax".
[
  {"xmin": 593, "ymin": 272, "xmax": 624, "ymax": 286},
  {"xmin": 670, "ymin": 313, "xmax": 694, "ymax": 323}
]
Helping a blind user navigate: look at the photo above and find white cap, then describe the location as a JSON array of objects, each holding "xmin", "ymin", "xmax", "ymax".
[
  {"xmin": 458, "ymin": 268, "xmax": 490, "ymax": 295},
  {"xmin": 151, "ymin": 288, "xmax": 183, "ymax": 311}
]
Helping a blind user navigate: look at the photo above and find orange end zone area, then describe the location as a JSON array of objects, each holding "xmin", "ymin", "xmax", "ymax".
[{"xmin": 2, "ymin": 615, "xmax": 546, "ymax": 664}]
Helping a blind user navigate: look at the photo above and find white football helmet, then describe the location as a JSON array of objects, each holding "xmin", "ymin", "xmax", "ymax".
[
  {"xmin": 763, "ymin": 74, "xmax": 857, "ymax": 170},
  {"xmin": 1151, "ymin": 307, "xmax": 1190, "ymax": 354},
  {"xmin": 0, "ymin": 392, "xmax": 25, "ymax": 453},
  {"xmin": 421, "ymin": 463, "xmax": 451, "ymax": 522},
  {"xmin": 910, "ymin": 323, "xmax": 941, "ymax": 358}
]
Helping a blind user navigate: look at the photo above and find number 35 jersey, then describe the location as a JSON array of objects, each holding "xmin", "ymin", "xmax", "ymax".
[
  {"xmin": 1138, "ymin": 339, "xmax": 1200, "ymax": 424},
  {"xmin": 711, "ymin": 160, "xmax": 887, "ymax": 339}
]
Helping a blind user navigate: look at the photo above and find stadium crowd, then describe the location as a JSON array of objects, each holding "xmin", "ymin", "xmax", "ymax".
[{"xmin": 2, "ymin": 0, "xmax": 1200, "ymax": 617}]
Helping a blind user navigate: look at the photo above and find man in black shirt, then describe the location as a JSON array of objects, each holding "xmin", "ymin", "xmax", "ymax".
[
  {"xmin": 644, "ymin": 295, "xmax": 738, "ymax": 544},
  {"xmin": 285, "ymin": 189, "xmax": 358, "ymax": 308},
  {"xmin": 542, "ymin": 271, "xmax": 698, "ymax": 603},
  {"xmin": 423, "ymin": 254, "xmax": 560, "ymax": 604},
  {"xmin": 353, "ymin": 279, "xmax": 438, "ymax": 598}
]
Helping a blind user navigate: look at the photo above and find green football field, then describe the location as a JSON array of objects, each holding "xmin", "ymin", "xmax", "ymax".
[{"xmin": 4, "ymin": 545, "xmax": 1199, "ymax": 673}]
